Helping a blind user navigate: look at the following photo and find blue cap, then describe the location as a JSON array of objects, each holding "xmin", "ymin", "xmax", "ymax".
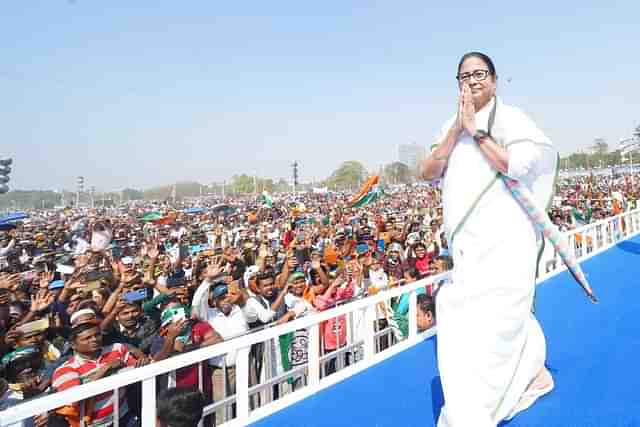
[
  {"xmin": 356, "ymin": 243, "xmax": 370, "ymax": 255},
  {"xmin": 211, "ymin": 283, "xmax": 228, "ymax": 299},
  {"xmin": 48, "ymin": 280, "xmax": 65, "ymax": 290}
]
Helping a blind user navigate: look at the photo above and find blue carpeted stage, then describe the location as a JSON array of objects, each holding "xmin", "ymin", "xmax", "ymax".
[{"xmin": 253, "ymin": 236, "xmax": 640, "ymax": 427}]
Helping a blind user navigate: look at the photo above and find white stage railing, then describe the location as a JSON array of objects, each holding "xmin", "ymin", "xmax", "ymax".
[
  {"xmin": 537, "ymin": 208, "xmax": 640, "ymax": 281},
  {"xmin": 2, "ymin": 208, "xmax": 640, "ymax": 427}
]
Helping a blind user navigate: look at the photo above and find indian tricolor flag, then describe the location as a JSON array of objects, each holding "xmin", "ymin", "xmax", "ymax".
[{"xmin": 349, "ymin": 176, "xmax": 382, "ymax": 208}]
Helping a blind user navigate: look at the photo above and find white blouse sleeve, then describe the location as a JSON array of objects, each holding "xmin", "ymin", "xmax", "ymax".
[{"xmin": 506, "ymin": 140, "xmax": 541, "ymax": 181}]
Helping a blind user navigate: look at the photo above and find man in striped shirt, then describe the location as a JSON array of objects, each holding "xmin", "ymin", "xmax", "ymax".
[{"xmin": 51, "ymin": 322, "xmax": 147, "ymax": 427}]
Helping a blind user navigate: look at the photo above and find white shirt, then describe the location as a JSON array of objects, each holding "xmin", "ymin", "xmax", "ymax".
[
  {"xmin": 242, "ymin": 296, "xmax": 276, "ymax": 325},
  {"xmin": 284, "ymin": 293, "xmax": 314, "ymax": 317},
  {"xmin": 0, "ymin": 239, "xmax": 15, "ymax": 256},
  {"xmin": 206, "ymin": 305, "xmax": 249, "ymax": 367}
]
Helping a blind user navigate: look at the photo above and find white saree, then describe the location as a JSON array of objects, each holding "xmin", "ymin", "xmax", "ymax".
[{"xmin": 435, "ymin": 97, "xmax": 556, "ymax": 426}]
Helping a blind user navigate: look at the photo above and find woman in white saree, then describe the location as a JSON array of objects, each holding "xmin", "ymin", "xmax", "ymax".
[{"xmin": 421, "ymin": 52, "xmax": 556, "ymax": 427}]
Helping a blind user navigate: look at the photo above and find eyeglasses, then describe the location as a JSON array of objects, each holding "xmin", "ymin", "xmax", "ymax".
[{"xmin": 456, "ymin": 69, "xmax": 491, "ymax": 82}]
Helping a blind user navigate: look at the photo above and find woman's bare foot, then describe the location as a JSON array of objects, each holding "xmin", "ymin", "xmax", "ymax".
[
  {"xmin": 505, "ymin": 367, "xmax": 554, "ymax": 420},
  {"xmin": 529, "ymin": 366, "xmax": 554, "ymax": 392}
]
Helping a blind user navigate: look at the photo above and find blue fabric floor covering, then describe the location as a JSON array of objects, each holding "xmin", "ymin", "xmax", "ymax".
[{"xmin": 253, "ymin": 236, "xmax": 640, "ymax": 427}]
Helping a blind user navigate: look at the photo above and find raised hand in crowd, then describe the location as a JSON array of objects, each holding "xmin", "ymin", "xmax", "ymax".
[
  {"xmin": 30, "ymin": 289, "xmax": 55, "ymax": 314},
  {"xmin": 0, "ymin": 272, "xmax": 21, "ymax": 290}
]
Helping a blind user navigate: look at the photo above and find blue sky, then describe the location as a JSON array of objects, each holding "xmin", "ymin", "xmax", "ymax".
[{"xmin": 1, "ymin": 1, "xmax": 638, "ymax": 191}]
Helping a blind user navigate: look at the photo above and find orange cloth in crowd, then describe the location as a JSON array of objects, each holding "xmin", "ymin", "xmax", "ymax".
[
  {"xmin": 324, "ymin": 245, "xmax": 338, "ymax": 266},
  {"xmin": 613, "ymin": 200, "xmax": 623, "ymax": 215},
  {"xmin": 574, "ymin": 233, "xmax": 593, "ymax": 246}
]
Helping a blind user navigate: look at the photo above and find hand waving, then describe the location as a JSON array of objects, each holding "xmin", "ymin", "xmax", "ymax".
[
  {"xmin": 0, "ymin": 273, "xmax": 21, "ymax": 290},
  {"xmin": 31, "ymin": 290, "xmax": 55, "ymax": 313},
  {"xmin": 147, "ymin": 242, "xmax": 160, "ymax": 260},
  {"xmin": 39, "ymin": 271, "xmax": 54, "ymax": 290}
]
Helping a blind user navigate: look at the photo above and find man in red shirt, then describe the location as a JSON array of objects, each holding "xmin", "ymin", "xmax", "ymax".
[{"xmin": 51, "ymin": 322, "xmax": 147, "ymax": 427}]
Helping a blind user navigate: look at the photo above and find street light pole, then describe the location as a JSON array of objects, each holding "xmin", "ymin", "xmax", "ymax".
[{"xmin": 77, "ymin": 176, "xmax": 84, "ymax": 208}]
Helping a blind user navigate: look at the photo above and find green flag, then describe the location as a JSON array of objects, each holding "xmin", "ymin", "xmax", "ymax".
[{"xmin": 261, "ymin": 191, "xmax": 273, "ymax": 208}]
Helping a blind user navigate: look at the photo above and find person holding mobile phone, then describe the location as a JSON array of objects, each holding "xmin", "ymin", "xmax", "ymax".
[{"xmin": 101, "ymin": 299, "xmax": 159, "ymax": 355}]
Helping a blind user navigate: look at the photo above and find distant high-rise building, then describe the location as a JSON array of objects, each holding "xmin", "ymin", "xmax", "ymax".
[{"xmin": 398, "ymin": 143, "xmax": 425, "ymax": 171}]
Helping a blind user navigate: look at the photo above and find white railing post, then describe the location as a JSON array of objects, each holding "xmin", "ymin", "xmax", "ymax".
[
  {"xmin": 113, "ymin": 388, "xmax": 120, "ymax": 427},
  {"xmin": 235, "ymin": 346, "xmax": 251, "ymax": 424},
  {"xmin": 363, "ymin": 305, "xmax": 376, "ymax": 358},
  {"xmin": 408, "ymin": 290, "xmax": 418, "ymax": 339},
  {"xmin": 140, "ymin": 377, "xmax": 157, "ymax": 427},
  {"xmin": 307, "ymin": 323, "xmax": 321, "ymax": 386}
]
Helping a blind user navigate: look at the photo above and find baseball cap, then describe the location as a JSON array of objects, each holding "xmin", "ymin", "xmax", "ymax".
[
  {"xmin": 288, "ymin": 272, "xmax": 306, "ymax": 284},
  {"xmin": 356, "ymin": 243, "xmax": 369, "ymax": 255},
  {"xmin": 211, "ymin": 283, "xmax": 229, "ymax": 299},
  {"xmin": 48, "ymin": 280, "xmax": 65, "ymax": 290}
]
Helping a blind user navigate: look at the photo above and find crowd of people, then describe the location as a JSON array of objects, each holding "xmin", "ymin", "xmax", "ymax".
[{"xmin": 0, "ymin": 170, "xmax": 637, "ymax": 427}]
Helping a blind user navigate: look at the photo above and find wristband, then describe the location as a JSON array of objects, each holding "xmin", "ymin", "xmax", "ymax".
[{"xmin": 473, "ymin": 130, "xmax": 490, "ymax": 144}]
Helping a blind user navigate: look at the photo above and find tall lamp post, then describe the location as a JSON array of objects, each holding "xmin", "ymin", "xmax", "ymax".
[
  {"xmin": 77, "ymin": 176, "xmax": 84, "ymax": 208},
  {"xmin": 292, "ymin": 161, "xmax": 299, "ymax": 195}
]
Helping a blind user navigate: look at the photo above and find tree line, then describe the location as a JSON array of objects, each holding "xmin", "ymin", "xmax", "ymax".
[{"xmin": 3, "ymin": 130, "xmax": 639, "ymax": 209}]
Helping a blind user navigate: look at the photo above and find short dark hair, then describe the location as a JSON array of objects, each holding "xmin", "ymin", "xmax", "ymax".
[
  {"xmin": 406, "ymin": 267, "xmax": 422, "ymax": 280},
  {"xmin": 256, "ymin": 270, "xmax": 276, "ymax": 283},
  {"xmin": 69, "ymin": 323, "xmax": 100, "ymax": 341},
  {"xmin": 157, "ymin": 388, "xmax": 205, "ymax": 427},
  {"xmin": 435, "ymin": 255, "xmax": 453, "ymax": 270},
  {"xmin": 417, "ymin": 294, "xmax": 436, "ymax": 321},
  {"xmin": 457, "ymin": 51, "xmax": 497, "ymax": 77}
]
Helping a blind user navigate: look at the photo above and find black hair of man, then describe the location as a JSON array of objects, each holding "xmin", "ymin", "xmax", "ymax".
[
  {"xmin": 406, "ymin": 267, "xmax": 422, "ymax": 280},
  {"xmin": 157, "ymin": 387, "xmax": 205, "ymax": 427},
  {"xmin": 69, "ymin": 322, "xmax": 100, "ymax": 340},
  {"xmin": 417, "ymin": 294, "xmax": 436, "ymax": 321},
  {"xmin": 435, "ymin": 255, "xmax": 454, "ymax": 270},
  {"xmin": 256, "ymin": 270, "xmax": 276, "ymax": 283}
]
